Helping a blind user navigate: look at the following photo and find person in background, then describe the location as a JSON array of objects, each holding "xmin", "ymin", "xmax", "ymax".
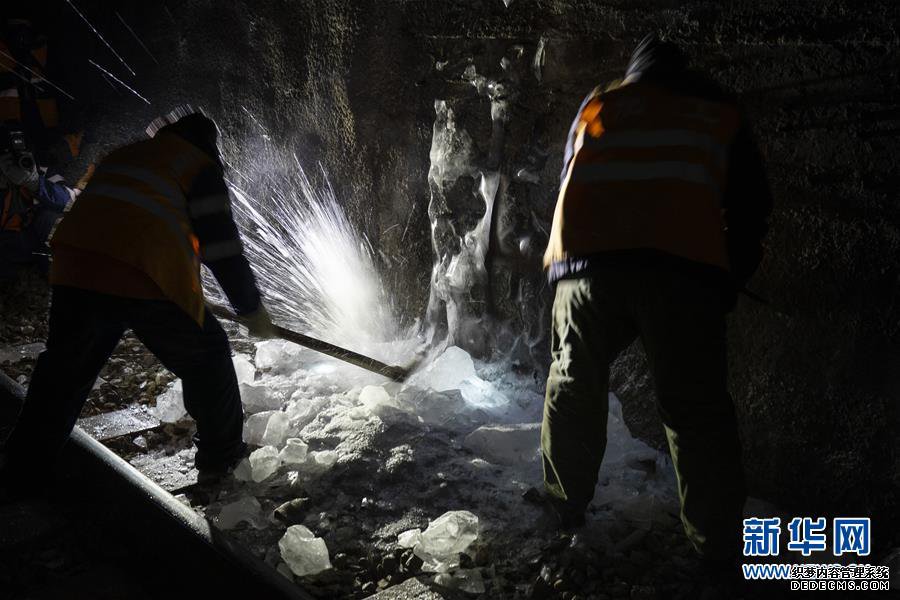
[
  {"xmin": 1, "ymin": 107, "xmax": 276, "ymax": 492},
  {"xmin": 0, "ymin": 125, "xmax": 77, "ymax": 279},
  {"xmin": 538, "ymin": 34, "xmax": 772, "ymax": 569}
]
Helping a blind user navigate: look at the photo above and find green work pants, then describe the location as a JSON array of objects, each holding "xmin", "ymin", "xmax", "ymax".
[{"xmin": 542, "ymin": 264, "xmax": 746, "ymax": 558}]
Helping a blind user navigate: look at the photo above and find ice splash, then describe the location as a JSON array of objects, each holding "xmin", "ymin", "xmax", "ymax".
[{"xmin": 205, "ymin": 132, "xmax": 402, "ymax": 355}]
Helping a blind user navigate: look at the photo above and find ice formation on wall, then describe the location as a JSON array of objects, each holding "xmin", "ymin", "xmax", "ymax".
[{"xmin": 425, "ymin": 57, "xmax": 514, "ymax": 355}]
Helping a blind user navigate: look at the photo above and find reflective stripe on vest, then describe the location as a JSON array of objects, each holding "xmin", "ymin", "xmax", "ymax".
[
  {"xmin": 570, "ymin": 161, "xmax": 721, "ymax": 196},
  {"xmin": 544, "ymin": 82, "xmax": 739, "ymax": 270},
  {"xmin": 99, "ymin": 164, "xmax": 187, "ymax": 209},
  {"xmin": 580, "ymin": 129, "xmax": 727, "ymax": 169},
  {"xmin": 85, "ymin": 183, "xmax": 194, "ymax": 258}
]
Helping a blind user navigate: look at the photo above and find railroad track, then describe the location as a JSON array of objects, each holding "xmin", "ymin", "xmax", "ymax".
[{"xmin": 0, "ymin": 370, "xmax": 313, "ymax": 600}]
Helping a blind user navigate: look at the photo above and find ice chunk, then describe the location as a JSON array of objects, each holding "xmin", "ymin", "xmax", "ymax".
[
  {"xmin": 215, "ymin": 495, "xmax": 266, "ymax": 530},
  {"xmin": 463, "ymin": 423, "xmax": 540, "ymax": 465},
  {"xmin": 278, "ymin": 524, "xmax": 332, "ymax": 576},
  {"xmin": 397, "ymin": 528, "xmax": 422, "ymax": 548},
  {"xmin": 151, "ymin": 380, "xmax": 186, "ymax": 423},
  {"xmin": 249, "ymin": 446, "xmax": 280, "ymax": 482},
  {"xmin": 413, "ymin": 510, "xmax": 479, "ymax": 573},
  {"xmin": 232, "ymin": 353, "xmax": 255, "ymax": 385},
  {"xmin": 255, "ymin": 339, "xmax": 302, "ymax": 374},
  {"xmin": 399, "ymin": 388, "xmax": 466, "ymax": 426},
  {"xmin": 261, "ymin": 411, "xmax": 290, "ymax": 448},
  {"xmin": 279, "ymin": 438, "xmax": 309, "ymax": 465},
  {"xmin": 309, "ymin": 450, "xmax": 338, "ymax": 468},
  {"xmin": 359, "ymin": 385, "xmax": 394, "ymax": 410},
  {"xmin": 458, "ymin": 376, "xmax": 508, "ymax": 408},
  {"xmin": 286, "ymin": 396, "xmax": 328, "ymax": 430},
  {"xmin": 241, "ymin": 382, "xmax": 284, "ymax": 414},
  {"xmin": 243, "ymin": 410, "xmax": 276, "ymax": 446},
  {"xmin": 359, "ymin": 384, "xmax": 407, "ymax": 421},
  {"xmin": 412, "ymin": 346, "xmax": 476, "ymax": 392},
  {"xmin": 233, "ymin": 458, "xmax": 253, "ymax": 481}
]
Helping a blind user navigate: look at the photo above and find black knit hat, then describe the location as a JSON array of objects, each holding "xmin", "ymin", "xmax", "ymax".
[
  {"xmin": 625, "ymin": 34, "xmax": 688, "ymax": 81},
  {"xmin": 150, "ymin": 106, "xmax": 221, "ymax": 163}
]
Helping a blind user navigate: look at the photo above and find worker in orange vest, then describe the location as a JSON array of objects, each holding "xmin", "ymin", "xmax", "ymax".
[
  {"xmin": 2, "ymin": 107, "xmax": 276, "ymax": 489},
  {"xmin": 539, "ymin": 35, "xmax": 772, "ymax": 566},
  {"xmin": 0, "ymin": 126, "xmax": 75, "ymax": 279}
]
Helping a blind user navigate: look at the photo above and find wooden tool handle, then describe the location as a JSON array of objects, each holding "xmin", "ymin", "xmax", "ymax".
[{"xmin": 207, "ymin": 304, "xmax": 410, "ymax": 382}]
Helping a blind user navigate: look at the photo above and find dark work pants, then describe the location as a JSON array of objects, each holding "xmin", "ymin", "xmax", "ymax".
[
  {"xmin": 541, "ymin": 265, "xmax": 746, "ymax": 559},
  {"xmin": 4, "ymin": 285, "xmax": 245, "ymax": 476}
]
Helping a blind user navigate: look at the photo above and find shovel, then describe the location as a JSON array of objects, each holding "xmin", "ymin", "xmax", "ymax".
[{"xmin": 207, "ymin": 304, "xmax": 417, "ymax": 382}]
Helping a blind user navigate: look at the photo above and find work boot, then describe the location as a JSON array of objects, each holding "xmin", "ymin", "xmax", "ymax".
[
  {"xmin": 196, "ymin": 442, "xmax": 249, "ymax": 487},
  {"xmin": 523, "ymin": 486, "xmax": 586, "ymax": 530}
]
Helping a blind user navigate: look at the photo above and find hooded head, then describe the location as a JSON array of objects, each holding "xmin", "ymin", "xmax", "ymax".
[
  {"xmin": 147, "ymin": 105, "xmax": 221, "ymax": 163},
  {"xmin": 625, "ymin": 34, "xmax": 689, "ymax": 84}
]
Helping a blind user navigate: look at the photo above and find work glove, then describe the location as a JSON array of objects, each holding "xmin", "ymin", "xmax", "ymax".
[
  {"xmin": 242, "ymin": 303, "xmax": 277, "ymax": 340},
  {"xmin": 0, "ymin": 152, "xmax": 39, "ymax": 192}
]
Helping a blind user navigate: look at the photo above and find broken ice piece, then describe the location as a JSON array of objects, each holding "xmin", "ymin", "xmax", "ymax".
[
  {"xmin": 309, "ymin": 450, "xmax": 338, "ymax": 468},
  {"xmin": 151, "ymin": 380, "xmax": 186, "ymax": 423},
  {"xmin": 249, "ymin": 446, "xmax": 280, "ymax": 482},
  {"xmin": 463, "ymin": 423, "xmax": 540, "ymax": 465},
  {"xmin": 261, "ymin": 411, "xmax": 290, "ymax": 447},
  {"xmin": 397, "ymin": 528, "xmax": 422, "ymax": 548},
  {"xmin": 243, "ymin": 410, "xmax": 276, "ymax": 446},
  {"xmin": 233, "ymin": 458, "xmax": 253, "ymax": 482},
  {"xmin": 414, "ymin": 510, "xmax": 480, "ymax": 573},
  {"xmin": 255, "ymin": 339, "xmax": 302, "ymax": 373},
  {"xmin": 232, "ymin": 353, "xmax": 255, "ymax": 385},
  {"xmin": 411, "ymin": 346, "xmax": 476, "ymax": 392},
  {"xmin": 240, "ymin": 382, "xmax": 284, "ymax": 414},
  {"xmin": 279, "ymin": 438, "xmax": 309, "ymax": 465},
  {"xmin": 215, "ymin": 495, "xmax": 265, "ymax": 530},
  {"xmin": 359, "ymin": 385, "xmax": 399, "ymax": 412},
  {"xmin": 278, "ymin": 524, "xmax": 332, "ymax": 576}
]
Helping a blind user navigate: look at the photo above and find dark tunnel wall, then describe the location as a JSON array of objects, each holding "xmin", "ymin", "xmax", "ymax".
[{"xmin": 21, "ymin": 1, "xmax": 900, "ymax": 532}]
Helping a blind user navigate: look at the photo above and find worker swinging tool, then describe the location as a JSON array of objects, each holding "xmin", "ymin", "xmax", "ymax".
[{"xmin": 0, "ymin": 105, "xmax": 416, "ymax": 498}]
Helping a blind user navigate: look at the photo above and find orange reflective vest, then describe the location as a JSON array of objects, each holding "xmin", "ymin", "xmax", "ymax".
[
  {"xmin": 50, "ymin": 133, "xmax": 213, "ymax": 324},
  {"xmin": 0, "ymin": 39, "xmax": 59, "ymax": 129},
  {"xmin": 544, "ymin": 81, "xmax": 741, "ymax": 271}
]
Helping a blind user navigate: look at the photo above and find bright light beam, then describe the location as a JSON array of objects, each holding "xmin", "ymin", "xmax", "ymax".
[
  {"xmin": 0, "ymin": 49, "xmax": 76, "ymax": 100},
  {"xmin": 65, "ymin": 0, "xmax": 137, "ymax": 77},
  {"xmin": 116, "ymin": 11, "xmax": 159, "ymax": 65},
  {"xmin": 88, "ymin": 60, "xmax": 151, "ymax": 105}
]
